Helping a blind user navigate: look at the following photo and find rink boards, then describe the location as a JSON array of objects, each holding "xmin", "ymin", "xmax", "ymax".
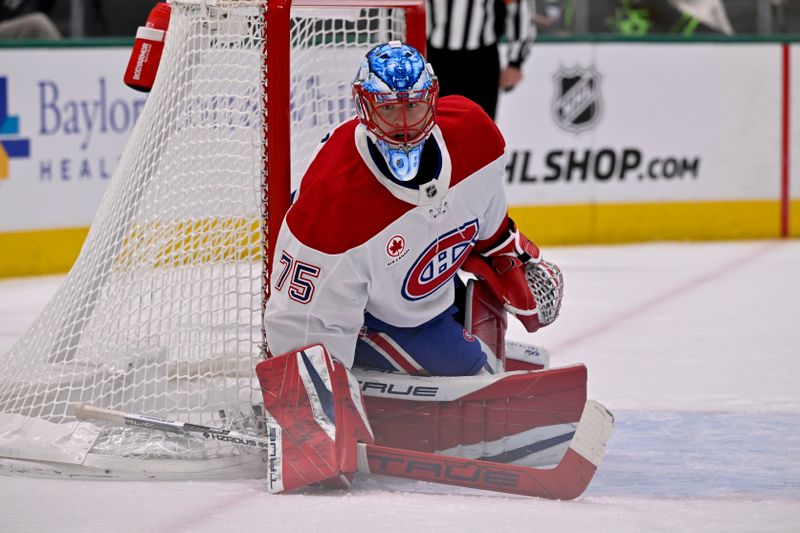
[
  {"xmin": 498, "ymin": 40, "xmax": 799, "ymax": 245},
  {"xmin": 0, "ymin": 40, "xmax": 798, "ymax": 276}
]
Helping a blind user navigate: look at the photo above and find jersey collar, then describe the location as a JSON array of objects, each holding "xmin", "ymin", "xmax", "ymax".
[{"xmin": 355, "ymin": 123, "xmax": 452, "ymax": 207}]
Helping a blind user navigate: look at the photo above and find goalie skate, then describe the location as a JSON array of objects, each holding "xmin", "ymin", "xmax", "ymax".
[{"xmin": 504, "ymin": 340, "xmax": 550, "ymax": 371}]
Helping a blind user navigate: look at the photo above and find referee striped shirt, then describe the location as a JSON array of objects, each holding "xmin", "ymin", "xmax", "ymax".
[{"xmin": 426, "ymin": 0, "xmax": 536, "ymax": 67}]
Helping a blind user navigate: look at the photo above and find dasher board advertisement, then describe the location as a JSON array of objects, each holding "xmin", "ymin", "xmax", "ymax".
[
  {"xmin": 0, "ymin": 48, "xmax": 145, "ymax": 232},
  {"xmin": 496, "ymin": 42, "xmax": 787, "ymax": 243}
]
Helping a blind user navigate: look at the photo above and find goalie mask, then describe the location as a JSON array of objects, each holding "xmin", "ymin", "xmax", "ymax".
[{"xmin": 353, "ymin": 41, "xmax": 438, "ymax": 181}]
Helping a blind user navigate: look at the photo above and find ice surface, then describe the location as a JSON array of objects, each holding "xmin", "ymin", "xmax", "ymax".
[{"xmin": 1, "ymin": 241, "xmax": 798, "ymax": 532}]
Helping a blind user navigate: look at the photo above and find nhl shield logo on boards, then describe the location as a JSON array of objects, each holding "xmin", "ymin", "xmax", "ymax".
[
  {"xmin": 401, "ymin": 219, "xmax": 479, "ymax": 301},
  {"xmin": 552, "ymin": 65, "xmax": 602, "ymax": 134}
]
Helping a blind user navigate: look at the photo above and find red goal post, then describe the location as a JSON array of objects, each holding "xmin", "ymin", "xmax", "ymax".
[{"xmin": 263, "ymin": 0, "xmax": 426, "ymax": 315}]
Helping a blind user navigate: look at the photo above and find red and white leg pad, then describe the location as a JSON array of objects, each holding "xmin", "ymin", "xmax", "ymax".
[
  {"xmin": 357, "ymin": 363, "xmax": 587, "ymax": 467},
  {"xmin": 255, "ymin": 344, "xmax": 374, "ymax": 493},
  {"xmin": 464, "ymin": 276, "xmax": 508, "ymax": 371},
  {"xmin": 464, "ymin": 276, "xmax": 548, "ymax": 372}
]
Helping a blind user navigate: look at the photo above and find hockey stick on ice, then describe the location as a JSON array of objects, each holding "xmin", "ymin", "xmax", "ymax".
[
  {"xmin": 74, "ymin": 403, "xmax": 277, "ymax": 449},
  {"xmin": 74, "ymin": 400, "xmax": 613, "ymax": 500}
]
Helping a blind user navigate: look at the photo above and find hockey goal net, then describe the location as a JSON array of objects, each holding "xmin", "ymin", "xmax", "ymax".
[{"xmin": 0, "ymin": 0, "xmax": 424, "ymax": 479}]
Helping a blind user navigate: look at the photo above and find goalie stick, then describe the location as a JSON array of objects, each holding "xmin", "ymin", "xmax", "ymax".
[{"xmin": 74, "ymin": 400, "xmax": 613, "ymax": 500}]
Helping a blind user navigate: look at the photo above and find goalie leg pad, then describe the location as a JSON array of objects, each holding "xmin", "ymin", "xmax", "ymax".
[
  {"xmin": 464, "ymin": 277, "xmax": 507, "ymax": 372},
  {"xmin": 356, "ymin": 364, "xmax": 587, "ymax": 467},
  {"xmin": 463, "ymin": 279, "xmax": 549, "ymax": 372},
  {"xmin": 255, "ymin": 344, "xmax": 374, "ymax": 493}
]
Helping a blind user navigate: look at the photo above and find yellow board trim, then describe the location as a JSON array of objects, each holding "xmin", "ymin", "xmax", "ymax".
[
  {"xmin": 791, "ymin": 200, "xmax": 800, "ymax": 238},
  {"xmin": 0, "ymin": 227, "xmax": 89, "ymax": 277},
  {"xmin": 113, "ymin": 218, "xmax": 262, "ymax": 270},
  {"xmin": 0, "ymin": 200, "xmax": 794, "ymax": 278},
  {"xmin": 510, "ymin": 199, "xmax": 785, "ymax": 245}
]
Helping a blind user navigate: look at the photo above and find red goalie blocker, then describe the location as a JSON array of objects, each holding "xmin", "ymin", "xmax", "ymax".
[{"xmin": 255, "ymin": 344, "xmax": 374, "ymax": 493}]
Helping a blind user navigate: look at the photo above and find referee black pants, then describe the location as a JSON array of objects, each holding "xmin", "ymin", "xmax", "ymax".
[{"xmin": 426, "ymin": 44, "xmax": 501, "ymax": 120}]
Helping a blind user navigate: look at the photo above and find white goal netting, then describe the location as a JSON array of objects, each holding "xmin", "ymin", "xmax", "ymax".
[{"xmin": 0, "ymin": 0, "xmax": 414, "ymax": 479}]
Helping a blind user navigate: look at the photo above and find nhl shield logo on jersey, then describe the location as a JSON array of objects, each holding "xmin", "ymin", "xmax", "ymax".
[
  {"xmin": 552, "ymin": 65, "xmax": 602, "ymax": 134},
  {"xmin": 402, "ymin": 219, "xmax": 479, "ymax": 301}
]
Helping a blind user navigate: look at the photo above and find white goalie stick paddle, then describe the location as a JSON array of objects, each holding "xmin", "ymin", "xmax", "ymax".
[{"xmin": 74, "ymin": 400, "xmax": 614, "ymax": 500}]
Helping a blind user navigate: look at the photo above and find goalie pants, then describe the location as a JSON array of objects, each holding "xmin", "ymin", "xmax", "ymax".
[{"xmin": 354, "ymin": 304, "xmax": 491, "ymax": 376}]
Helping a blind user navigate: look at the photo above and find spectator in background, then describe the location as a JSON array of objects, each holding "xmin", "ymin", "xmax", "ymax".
[
  {"xmin": 534, "ymin": 0, "xmax": 570, "ymax": 35},
  {"xmin": 426, "ymin": 0, "xmax": 536, "ymax": 120},
  {"xmin": 605, "ymin": 0, "xmax": 733, "ymax": 36},
  {"xmin": 0, "ymin": 0, "xmax": 60, "ymax": 39},
  {"xmin": 770, "ymin": 0, "xmax": 800, "ymax": 34}
]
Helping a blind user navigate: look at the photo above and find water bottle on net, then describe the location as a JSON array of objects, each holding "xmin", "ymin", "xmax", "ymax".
[{"xmin": 123, "ymin": 2, "xmax": 172, "ymax": 92}]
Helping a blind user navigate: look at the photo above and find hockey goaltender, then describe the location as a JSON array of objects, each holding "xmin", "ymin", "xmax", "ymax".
[{"xmin": 253, "ymin": 41, "xmax": 614, "ymax": 499}]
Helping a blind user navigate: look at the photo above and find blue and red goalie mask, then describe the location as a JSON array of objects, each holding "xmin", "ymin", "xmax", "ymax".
[{"xmin": 353, "ymin": 41, "xmax": 439, "ymax": 181}]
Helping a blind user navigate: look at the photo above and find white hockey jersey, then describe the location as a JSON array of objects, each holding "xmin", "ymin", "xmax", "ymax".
[{"xmin": 264, "ymin": 96, "xmax": 510, "ymax": 367}]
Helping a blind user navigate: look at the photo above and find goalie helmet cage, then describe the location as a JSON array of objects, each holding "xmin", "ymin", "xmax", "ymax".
[{"xmin": 0, "ymin": 0, "xmax": 425, "ymax": 480}]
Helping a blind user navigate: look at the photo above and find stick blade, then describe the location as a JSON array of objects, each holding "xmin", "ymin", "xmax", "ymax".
[
  {"xmin": 538, "ymin": 400, "xmax": 615, "ymax": 500},
  {"xmin": 569, "ymin": 400, "xmax": 615, "ymax": 468}
]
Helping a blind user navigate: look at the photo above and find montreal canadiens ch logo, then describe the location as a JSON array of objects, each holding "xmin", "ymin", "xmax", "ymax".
[{"xmin": 402, "ymin": 219, "xmax": 479, "ymax": 301}]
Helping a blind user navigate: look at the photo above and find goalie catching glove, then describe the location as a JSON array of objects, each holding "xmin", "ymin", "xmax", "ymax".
[{"xmin": 467, "ymin": 218, "xmax": 564, "ymax": 332}]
